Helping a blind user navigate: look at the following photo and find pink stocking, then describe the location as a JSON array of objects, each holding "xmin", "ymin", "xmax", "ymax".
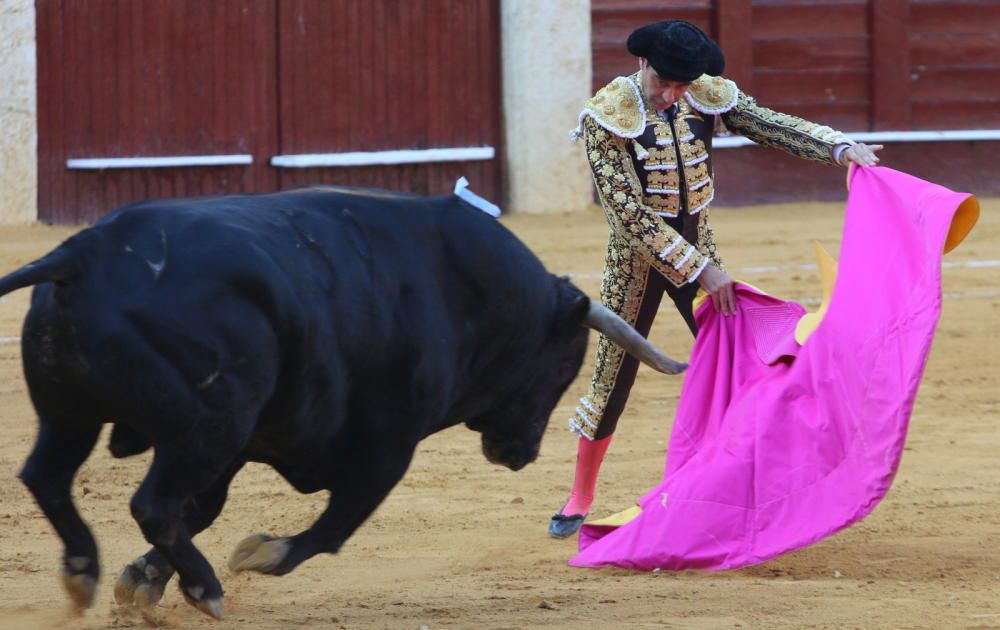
[{"xmin": 561, "ymin": 435, "xmax": 613, "ymax": 516}]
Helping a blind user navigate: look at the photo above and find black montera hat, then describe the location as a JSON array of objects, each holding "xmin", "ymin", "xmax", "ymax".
[{"xmin": 626, "ymin": 20, "xmax": 725, "ymax": 82}]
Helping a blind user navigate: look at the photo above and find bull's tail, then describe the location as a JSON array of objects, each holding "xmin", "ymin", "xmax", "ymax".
[{"xmin": 0, "ymin": 245, "xmax": 79, "ymax": 298}]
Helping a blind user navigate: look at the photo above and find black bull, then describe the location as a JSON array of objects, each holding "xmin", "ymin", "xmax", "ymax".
[{"xmin": 0, "ymin": 186, "xmax": 686, "ymax": 619}]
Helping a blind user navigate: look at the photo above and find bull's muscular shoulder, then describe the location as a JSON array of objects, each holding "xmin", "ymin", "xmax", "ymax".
[
  {"xmin": 684, "ymin": 74, "xmax": 740, "ymax": 115},
  {"xmin": 576, "ymin": 75, "xmax": 646, "ymax": 139}
]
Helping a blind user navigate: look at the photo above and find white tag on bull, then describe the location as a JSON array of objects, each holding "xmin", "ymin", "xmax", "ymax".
[{"xmin": 454, "ymin": 177, "xmax": 501, "ymax": 218}]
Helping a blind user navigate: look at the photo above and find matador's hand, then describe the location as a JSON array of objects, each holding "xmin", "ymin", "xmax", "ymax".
[
  {"xmin": 838, "ymin": 143, "xmax": 883, "ymax": 167},
  {"xmin": 696, "ymin": 265, "xmax": 737, "ymax": 316}
]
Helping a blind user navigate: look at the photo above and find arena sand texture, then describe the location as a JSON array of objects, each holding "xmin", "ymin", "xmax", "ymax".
[{"xmin": 0, "ymin": 199, "xmax": 998, "ymax": 629}]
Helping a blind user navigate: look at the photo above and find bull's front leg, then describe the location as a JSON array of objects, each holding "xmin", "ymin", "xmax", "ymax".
[{"xmin": 229, "ymin": 435, "xmax": 418, "ymax": 576}]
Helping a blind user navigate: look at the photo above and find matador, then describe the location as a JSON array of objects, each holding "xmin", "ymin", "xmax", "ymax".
[{"xmin": 549, "ymin": 19, "xmax": 883, "ymax": 538}]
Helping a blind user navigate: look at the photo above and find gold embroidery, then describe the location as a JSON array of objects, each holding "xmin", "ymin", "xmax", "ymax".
[
  {"xmin": 646, "ymin": 194, "xmax": 681, "ymax": 214},
  {"xmin": 653, "ymin": 120, "xmax": 675, "ymax": 146},
  {"xmin": 675, "ymin": 247, "xmax": 704, "ymax": 277},
  {"xmin": 687, "ymin": 184, "xmax": 714, "ymax": 210},
  {"xmin": 721, "ymin": 92, "xmax": 849, "ymax": 164},
  {"xmin": 683, "ymin": 162, "xmax": 710, "ymax": 187},
  {"xmin": 679, "ymin": 112, "xmax": 704, "ymax": 125},
  {"xmin": 685, "ymin": 74, "xmax": 740, "ymax": 114},
  {"xmin": 569, "ymin": 233, "xmax": 650, "ymax": 439},
  {"xmin": 573, "ymin": 112, "xmax": 723, "ymax": 438},
  {"xmin": 679, "ymin": 140, "xmax": 707, "ymax": 162},
  {"xmin": 647, "ymin": 170, "xmax": 680, "ymax": 189},
  {"xmin": 581, "ymin": 115, "xmax": 698, "ymax": 283},
  {"xmin": 645, "ymin": 146, "xmax": 677, "ymax": 165},
  {"xmin": 697, "ymin": 208, "xmax": 724, "ymax": 270},
  {"xmin": 578, "ymin": 76, "xmax": 646, "ymax": 138},
  {"xmin": 672, "ymin": 115, "xmax": 695, "ymax": 140}
]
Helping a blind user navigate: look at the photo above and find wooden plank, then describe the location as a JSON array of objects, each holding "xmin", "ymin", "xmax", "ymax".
[
  {"xmin": 277, "ymin": 0, "xmax": 501, "ymax": 200},
  {"xmin": 752, "ymin": 69, "xmax": 870, "ymax": 105},
  {"xmin": 910, "ymin": 1, "xmax": 1000, "ymax": 35},
  {"xmin": 481, "ymin": 0, "xmax": 505, "ymax": 204},
  {"xmin": 751, "ymin": 3, "xmax": 867, "ymax": 38},
  {"xmin": 911, "ymin": 32, "xmax": 1000, "ymax": 67},
  {"xmin": 712, "ymin": 145, "xmax": 850, "ymax": 205},
  {"xmin": 592, "ymin": 9, "xmax": 713, "ymax": 45},
  {"xmin": 751, "ymin": 0, "xmax": 862, "ymax": 6},
  {"xmin": 246, "ymin": 1, "xmax": 280, "ymax": 195},
  {"xmin": 870, "ymin": 0, "xmax": 911, "ymax": 130},
  {"xmin": 36, "ymin": 0, "xmax": 67, "ymax": 223},
  {"xmin": 592, "ymin": 46, "xmax": 641, "ymax": 87},
  {"xmin": 752, "ymin": 37, "xmax": 869, "ymax": 71},
  {"xmin": 715, "ymin": 0, "xmax": 753, "ymax": 90},
  {"xmin": 277, "ymin": 161, "xmax": 500, "ymax": 202},
  {"xmin": 593, "ymin": 0, "xmax": 710, "ymax": 11},
  {"xmin": 910, "ymin": 66, "xmax": 1000, "ymax": 101},
  {"xmin": 39, "ymin": 0, "xmax": 278, "ymax": 223},
  {"xmin": 911, "ymin": 100, "xmax": 1000, "ymax": 129}
]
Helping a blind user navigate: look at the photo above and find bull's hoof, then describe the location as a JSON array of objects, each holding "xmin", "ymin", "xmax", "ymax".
[
  {"xmin": 197, "ymin": 598, "xmax": 225, "ymax": 620},
  {"xmin": 114, "ymin": 556, "xmax": 170, "ymax": 610},
  {"xmin": 60, "ymin": 557, "xmax": 97, "ymax": 612},
  {"xmin": 181, "ymin": 586, "xmax": 224, "ymax": 620},
  {"xmin": 228, "ymin": 534, "xmax": 292, "ymax": 575}
]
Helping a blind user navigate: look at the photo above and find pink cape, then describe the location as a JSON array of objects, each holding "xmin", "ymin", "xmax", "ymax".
[{"xmin": 571, "ymin": 166, "xmax": 978, "ymax": 571}]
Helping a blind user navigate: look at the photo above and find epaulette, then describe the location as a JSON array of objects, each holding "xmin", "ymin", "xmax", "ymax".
[
  {"xmin": 684, "ymin": 74, "xmax": 740, "ymax": 115},
  {"xmin": 571, "ymin": 76, "xmax": 646, "ymax": 140}
]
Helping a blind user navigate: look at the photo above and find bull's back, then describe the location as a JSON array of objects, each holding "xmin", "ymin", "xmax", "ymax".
[
  {"xmin": 16, "ymin": 194, "xmax": 332, "ymax": 431},
  {"xmin": 19, "ymin": 185, "xmax": 550, "ymax": 447},
  {"xmin": 19, "ymin": 207, "xmax": 289, "ymax": 439}
]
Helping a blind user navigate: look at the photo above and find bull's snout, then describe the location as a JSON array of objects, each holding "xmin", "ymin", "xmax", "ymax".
[{"xmin": 481, "ymin": 435, "xmax": 539, "ymax": 471}]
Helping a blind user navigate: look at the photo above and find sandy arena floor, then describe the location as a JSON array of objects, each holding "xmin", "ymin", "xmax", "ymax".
[{"xmin": 0, "ymin": 198, "xmax": 998, "ymax": 629}]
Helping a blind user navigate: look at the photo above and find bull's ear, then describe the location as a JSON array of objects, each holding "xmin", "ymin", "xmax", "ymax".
[{"xmin": 553, "ymin": 275, "xmax": 590, "ymax": 332}]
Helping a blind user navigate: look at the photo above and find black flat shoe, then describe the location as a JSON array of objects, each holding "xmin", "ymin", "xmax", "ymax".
[{"xmin": 548, "ymin": 512, "xmax": 586, "ymax": 539}]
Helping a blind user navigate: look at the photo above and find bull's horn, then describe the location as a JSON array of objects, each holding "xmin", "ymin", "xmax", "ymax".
[{"xmin": 583, "ymin": 301, "xmax": 688, "ymax": 375}]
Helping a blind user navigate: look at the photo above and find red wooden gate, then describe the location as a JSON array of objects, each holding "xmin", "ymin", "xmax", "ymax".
[
  {"xmin": 36, "ymin": 0, "xmax": 502, "ymax": 224},
  {"xmin": 36, "ymin": 0, "xmax": 279, "ymax": 224},
  {"xmin": 274, "ymin": 0, "xmax": 502, "ymax": 198}
]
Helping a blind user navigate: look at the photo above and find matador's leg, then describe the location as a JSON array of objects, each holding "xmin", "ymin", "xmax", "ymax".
[
  {"xmin": 551, "ymin": 233, "xmax": 668, "ymax": 538},
  {"xmin": 571, "ymin": 233, "xmax": 670, "ymax": 441}
]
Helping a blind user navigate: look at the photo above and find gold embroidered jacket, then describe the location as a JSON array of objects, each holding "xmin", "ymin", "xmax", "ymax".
[{"xmin": 575, "ymin": 72, "xmax": 852, "ymax": 287}]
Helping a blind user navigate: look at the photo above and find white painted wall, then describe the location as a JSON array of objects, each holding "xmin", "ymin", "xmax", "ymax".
[
  {"xmin": 0, "ymin": 0, "xmax": 37, "ymax": 223},
  {"xmin": 501, "ymin": 0, "xmax": 593, "ymax": 213}
]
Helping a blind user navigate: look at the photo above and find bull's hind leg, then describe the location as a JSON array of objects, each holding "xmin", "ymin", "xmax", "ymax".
[
  {"xmin": 230, "ymin": 436, "xmax": 417, "ymax": 576},
  {"xmin": 19, "ymin": 420, "xmax": 102, "ymax": 611},
  {"xmin": 115, "ymin": 458, "xmax": 245, "ymax": 611},
  {"xmin": 129, "ymin": 447, "xmax": 244, "ymax": 619}
]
